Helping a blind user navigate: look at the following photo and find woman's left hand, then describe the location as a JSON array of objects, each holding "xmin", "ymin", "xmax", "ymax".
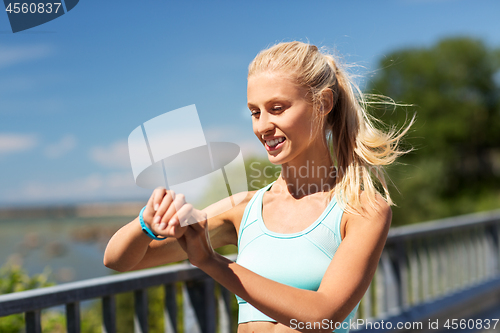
[{"xmin": 176, "ymin": 209, "xmax": 216, "ymax": 268}]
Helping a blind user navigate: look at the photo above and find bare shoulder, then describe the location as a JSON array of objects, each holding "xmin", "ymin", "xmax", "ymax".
[
  {"xmin": 203, "ymin": 190, "xmax": 257, "ymax": 223},
  {"xmin": 202, "ymin": 190, "xmax": 258, "ymax": 247},
  {"xmin": 343, "ymin": 192, "xmax": 392, "ymax": 240}
]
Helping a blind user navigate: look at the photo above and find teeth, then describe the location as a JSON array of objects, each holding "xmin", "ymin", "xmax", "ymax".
[{"xmin": 266, "ymin": 137, "xmax": 285, "ymax": 147}]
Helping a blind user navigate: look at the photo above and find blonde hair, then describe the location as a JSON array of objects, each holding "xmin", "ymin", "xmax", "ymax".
[{"xmin": 248, "ymin": 41, "xmax": 413, "ymax": 213}]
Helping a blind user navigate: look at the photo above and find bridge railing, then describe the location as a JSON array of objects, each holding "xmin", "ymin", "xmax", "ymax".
[
  {"xmin": 1, "ymin": 210, "xmax": 500, "ymax": 333},
  {"xmin": 356, "ymin": 209, "xmax": 500, "ymax": 332},
  {"xmin": 0, "ymin": 255, "xmax": 237, "ymax": 333}
]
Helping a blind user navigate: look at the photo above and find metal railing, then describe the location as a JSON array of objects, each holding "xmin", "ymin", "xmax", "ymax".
[
  {"xmin": 355, "ymin": 209, "xmax": 500, "ymax": 332},
  {"xmin": 1, "ymin": 210, "xmax": 500, "ymax": 333},
  {"xmin": 0, "ymin": 257, "xmax": 236, "ymax": 333}
]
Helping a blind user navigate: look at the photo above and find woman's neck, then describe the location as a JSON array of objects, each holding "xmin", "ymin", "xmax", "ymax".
[{"xmin": 275, "ymin": 152, "xmax": 336, "ymax": 199}]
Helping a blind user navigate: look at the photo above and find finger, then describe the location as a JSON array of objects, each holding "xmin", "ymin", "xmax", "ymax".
[
  {"xmin": 152, "ymin": 187, "xmax": 169, "ymax": 212},
  {"xmin": 167, "ymin": 221, "xmax": 188, "ymax": 238},
  {"xmin": 154, "ymin": 190, "xmax": 176, "ymax": 229},
  {"xmin": 170, "ymin": 203, "xmax": 193, "ymax": 227},
  {"xmin": 143, "ymin": 188, "xmax": 165, "ymax": 225},
  {"xmin": 160, "ymin": 193, "xmax": 185, "ymax": 227}
]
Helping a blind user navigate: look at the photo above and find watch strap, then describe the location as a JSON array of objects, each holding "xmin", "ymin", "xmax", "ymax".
[{"xmin": 139, "ymin": 206, "xmax": 167, "ymax": 240}]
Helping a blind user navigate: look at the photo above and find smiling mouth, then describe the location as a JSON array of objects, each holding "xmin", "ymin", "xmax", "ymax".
[{"xmin": 265, "ymin": 137, "xmax": 286, "ymax": 150}]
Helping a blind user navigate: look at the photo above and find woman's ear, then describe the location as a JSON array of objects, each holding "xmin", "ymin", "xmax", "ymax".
[{"xmin": 320, "ymin": 88, "xmax": 334, "ymax": 116}]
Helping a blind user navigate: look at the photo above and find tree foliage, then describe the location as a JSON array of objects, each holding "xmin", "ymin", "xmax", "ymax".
[
  {"xmin": 368, "ymin": 37, "xmax": 500, "ymax": 224},
  {"xmin": 0, "ymin": 263, "xmax": 55, "ymax": 332}
]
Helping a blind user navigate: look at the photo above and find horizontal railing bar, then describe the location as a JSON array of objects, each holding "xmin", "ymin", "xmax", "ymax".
[
  {"xmin": 386, "ymin": 209, "xmax": 500, "ymax": 243},
  {"xmin": 0, "ymin": 258, "xmax": 229, "ymax": 317}
]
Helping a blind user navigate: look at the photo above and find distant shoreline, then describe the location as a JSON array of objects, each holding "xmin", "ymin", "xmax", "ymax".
[{"xmin": 0, "ymin": 202, "xmax": 146, "ymax": 219}]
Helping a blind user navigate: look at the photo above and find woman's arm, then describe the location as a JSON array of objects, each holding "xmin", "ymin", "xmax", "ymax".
[
  {"xmin": 103, "ymin": 189, "xmax": 250, "ymax": 272},
  {"xmin": 180, "ymin": 192, "xmax": 391, "ymax": 332}
]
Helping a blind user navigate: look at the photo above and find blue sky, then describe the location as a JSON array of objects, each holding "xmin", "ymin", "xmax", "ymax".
[{"xmin": 1, "ymin": 0, "xmax": 499, "ymax": 207}]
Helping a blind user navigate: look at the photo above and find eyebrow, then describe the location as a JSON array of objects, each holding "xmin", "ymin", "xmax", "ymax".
[{"xmin": 247, "ymin": 97, "xmax": 290, "ymax": 108}]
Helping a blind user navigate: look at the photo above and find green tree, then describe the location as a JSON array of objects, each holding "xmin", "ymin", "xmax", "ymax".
[{"xmin": 368, "ymin": 37, "xmax": 500, "ymax": 224}]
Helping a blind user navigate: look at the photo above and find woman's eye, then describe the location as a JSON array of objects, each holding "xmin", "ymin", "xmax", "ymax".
[
  {"xmin": 272, "ymin": 106, "xmax": 283, "ymax": 111},
  {"xmin": 250, "ymin": 111, "xmax": 260, "ymax": 117}
]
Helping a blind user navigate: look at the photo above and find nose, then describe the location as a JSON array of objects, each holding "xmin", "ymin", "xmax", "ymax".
[{"xmin": 255, "ymin": 112, "xmax": 275, "ymax": 137}]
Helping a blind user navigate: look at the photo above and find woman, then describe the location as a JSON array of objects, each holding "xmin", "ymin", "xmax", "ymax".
[{"xmin": 104, "ymin": 41, "xmax": 411, "ymax": 332}]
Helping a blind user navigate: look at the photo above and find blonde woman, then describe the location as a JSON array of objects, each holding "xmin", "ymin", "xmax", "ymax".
[{"xmin": 104, "ymin": 41, "xmax": 411, "ymax": 332}]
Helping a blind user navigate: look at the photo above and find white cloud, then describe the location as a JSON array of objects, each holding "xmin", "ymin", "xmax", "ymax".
[
  {"xmin": 0, "ymin": 133, "xmax": 38, "ymax": 155},
  {"xmin": 0, "ymin": 44, "xmax": 54, "ymax": 69},
  {"xmin": 44, "ymin": 134, "xmax": 76, "ymax": 158},
  {"xmin": 90, "ymin": 140, "xmax": 131, "ymax": 169}
]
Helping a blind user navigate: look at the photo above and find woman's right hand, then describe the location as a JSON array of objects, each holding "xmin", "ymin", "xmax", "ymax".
[{"xmin": 143, "ymin": 187, "xmax": 197, "ymax": 239}]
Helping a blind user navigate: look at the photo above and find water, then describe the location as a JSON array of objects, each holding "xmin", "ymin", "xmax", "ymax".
[{"xmin": 0, "ymin": 215, "xmax": 130, "ymax": 283}]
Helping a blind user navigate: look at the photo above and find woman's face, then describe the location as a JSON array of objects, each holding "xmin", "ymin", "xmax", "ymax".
[{"xmin": 247, "ymin": 72, "xmax": 322, "ymax": 166}]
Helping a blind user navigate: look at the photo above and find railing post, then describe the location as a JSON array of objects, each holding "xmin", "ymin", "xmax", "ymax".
[
  {"xmin": 66, "ymin": 302, "xmax": 81, "ymax": 333},
  {"xmin": 472, "ymin": 228, "xmax": 483, "ymax": 282},
  {"xmin": 487, "ymin": 223, "xmax": 500, "ymax": 274},
  {"xmin": 186, "ymin": 278, "xmax": 216, "ymax": 333},
  {"xmin": 102, "ymin": 295, "xmax": 116, "ymax": 333},
  {"xmin": 458, "ymin": 231, "xmax": 469, "ymax": 288},
  {"xmin": 164, "ymin": 283, "xmax": 178, "ymax": 333},
  {"xmin": 380, "ymin": 250, "xmax": 398, "ymax": 315},
  {"xmin": 478, "ymin": 227, "xmax": 489, "ymax": 281},
  {"xmin": 418, "ymin": 238, "xmax": 430, "ymax": 301},
  {"xmin": 484, "ymin": 227, "xmax": 498, "ymax": 278},
  {"xmin": 449, "ymin": 232, "xmax": 460, "ymax": 291},
  {"xmin": 25, "ymin": 310, "xmax": 41, "ymax": 333},
  {"xmin": 437, "ymin": 238, "xmax": 448, "ymax": 296},
  {"xmin": 134, "ymin": 289, "xmax": 149, "ymax": 333},
  {"xmin": 409, "ymin": 242, "xmax": 419, "ymax": 305},
  {"xmin": 394, "ymin": 240, "xmax": 409, "ymax": 310},
  {"xmin": 465, "ymin": 230, "xmax": 475, "ymax": 285},
  {"xmin": 428, "ymin": 236, "xmax": 440, "ymax": 299}
]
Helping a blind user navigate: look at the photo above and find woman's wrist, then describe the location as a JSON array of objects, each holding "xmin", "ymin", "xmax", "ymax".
[{"xmin": 139, "ymin": 206, "xmax": 167, "ymax": 241}]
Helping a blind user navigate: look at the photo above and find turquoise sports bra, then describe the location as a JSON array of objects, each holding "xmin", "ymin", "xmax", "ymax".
[{"xmin": 235, "ymin": 181, "xmax": 359, "ymax": 333}]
